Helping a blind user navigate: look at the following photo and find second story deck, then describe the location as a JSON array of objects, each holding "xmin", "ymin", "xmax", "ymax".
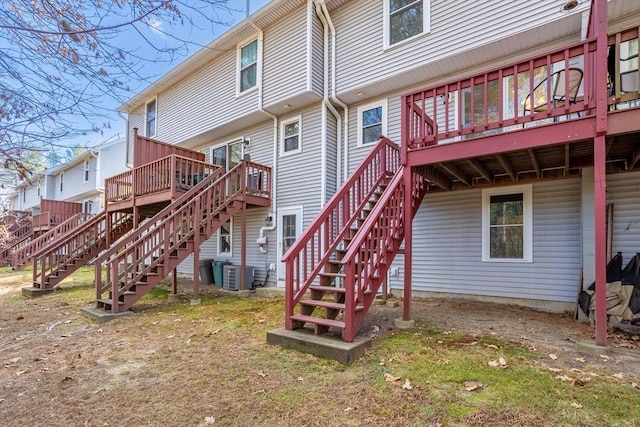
[
  {"xmin": 105, "ymin": 130, "xmax": 272, "ymax": 216},
  {"xmin": 401, "ymin": 26, "xmax": 639, "ymax": 189}
]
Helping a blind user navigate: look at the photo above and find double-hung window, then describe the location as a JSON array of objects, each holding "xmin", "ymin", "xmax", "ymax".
[
  {"xmin": 83, "ymin": 159, "xmax": 90, "ymax": 182},
  {"xmin": 146, "ymin": 98, "xmax": 157, "ymax": 137},
  {"xmin": 281, "ymin": 116, "xmax": 302, "ymax": 156},
  {"xmin": 218, "ymin": 219, "xmax": 232, "ymax": 257},
  {"xmin": 239, "ymin": 39, "xmax": 258, "ymax": 94},
  {"xmin": 357, "ymin": 100, "xmax": 387, "ymax": 147},
  {"xmin": 482, "ymin": 185, "xmax": 532, "ymax": 262},
  {"xmin": 59, "ymin": 172, "xmax": 64, "ymax": 193},
  {"xmin": 385, "ymin": 0, "xmax": 430, "ymax": 47}
]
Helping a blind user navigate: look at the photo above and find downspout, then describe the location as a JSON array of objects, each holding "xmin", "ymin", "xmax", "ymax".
[
  {"xmin": 316, "ymin": 0, "xmax": 350, "ymax": 183},
  {"xmin": 314, "ymin": 0, "xmax": 343, "ymax": 201},
  {"xmin": 247, "ymin": 16, "xmax": 278, "ymax": 253}
]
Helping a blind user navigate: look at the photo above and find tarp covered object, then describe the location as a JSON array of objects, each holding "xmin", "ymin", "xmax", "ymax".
[{"xmin": 579, "ymin": 253, "xmax": 640, "ymax": 325}]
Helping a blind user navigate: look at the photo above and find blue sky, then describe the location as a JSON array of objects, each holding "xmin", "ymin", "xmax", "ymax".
[{"xmin": 76, "ymin": 0, "xmax": 271, "ymax": 150}]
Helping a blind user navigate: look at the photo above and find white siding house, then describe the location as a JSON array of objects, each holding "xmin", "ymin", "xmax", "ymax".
[{"xmin": 117, "ymin": 0, "xmax": 640, "ymax": 313}]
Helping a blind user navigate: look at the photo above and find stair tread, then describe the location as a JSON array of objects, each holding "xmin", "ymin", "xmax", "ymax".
[
  {"xmin": 290, "ymin": 314, "xmax": 345, "ymax": 329},
  {"xmin": 319, "ymin": 272, "xmax": 345, "ymax": 278},
  {"xmin": 97, "ymin": 298, "xmax": 124, "ymax": 305},
  {"xmin": 309, "ymin": 285, "xmax": 346, "ymax": 293},
  {"xmin": 300, "ymin": 299, "xmax": 363, "ymax": 311}
]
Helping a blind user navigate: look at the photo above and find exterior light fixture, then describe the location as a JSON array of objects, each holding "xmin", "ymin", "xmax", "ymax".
[{"xmin": 562, "ymin": 0, "xmax": 580, "ymax": 12}]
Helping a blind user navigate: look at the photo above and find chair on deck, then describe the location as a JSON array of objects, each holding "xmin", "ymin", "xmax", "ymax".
[{"xmin": 523, "ymin": 67, "xmax": 584, "ymax": 117}]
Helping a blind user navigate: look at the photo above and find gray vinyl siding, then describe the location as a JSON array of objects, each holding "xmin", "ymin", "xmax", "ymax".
[
  {"xmin": 278, "ymin": 105, "xmax": 324, "ymax": 226},
  {"xmin": 97, "ymin": 139, "xmax": 128, "ymax": 188},
  {"xmin": 55, "ymin": 158, "xmax": 97, "ymax": 201},
  {"xmin": 179, "ymin": 120, "xmax": 276, "ymax": 278},
  {"xmin": 390, "ymin": 178, "xmax": 582, "ymax": 302},
  {"xmin": 311, "ymin": 8, "xmax": 325, "ymax": 97},
  {"xmin": 263, "ymin": 4, "xmax": 308, "ymax": 107},
  {"xmin": 128, "ymin": 106, "xmax": 144, "ymax": 165},
  {"xmin": 608, "ymin": 171, "xmax": 640, "ymax": 257},
  {"xmin": 154, "ymin": 48, "xmax": 258, "ymax": 144},
  {"xmin": 333, "ymin": 0, "xmax": 578, "ymax": 94},
  {"xmin": 179, "ymin": 208, "xmax": 278, "ymax": 287}
]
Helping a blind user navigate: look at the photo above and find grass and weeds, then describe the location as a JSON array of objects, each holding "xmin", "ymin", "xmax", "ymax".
[{"xmin": 0, "ymin": 269, "xmax": 639, "ymax": 426}]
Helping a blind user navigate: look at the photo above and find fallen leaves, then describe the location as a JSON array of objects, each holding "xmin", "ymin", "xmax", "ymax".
[
  {"xmin": 488, "ymin": 357, "xmax": 508, "ymax": 368},
  {"xmin": 383, "ymin": 373, "xmax": 414, "ymax": 391},
  {"xmin": 570, "ymin": 402, "xmax": 583, "ymax": 409},
  {"xmin": 464, "ymin": 381, "xmax": 482, "ymax": 392},
  {"xmin": 384, "ymin": 373, "xmax": 400, "ymax": 382},
  {"xmin": 549, "ymin": 353, "xmax": 558, "ymax": 360}
]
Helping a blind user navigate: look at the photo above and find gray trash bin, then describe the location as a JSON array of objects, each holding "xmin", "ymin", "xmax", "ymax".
[
  {"xmin": 213, "ymin": 260, "xmax": 231, "ymax": 287},
  {"xmin": 199, "ymin": 259, "xmax": 214, "ymax": 285}
]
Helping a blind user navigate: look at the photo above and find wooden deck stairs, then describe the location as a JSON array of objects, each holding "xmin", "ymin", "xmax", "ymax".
[
  {"xmin": 283, "ymin": 137, "xmax": 428, "ymax": 342},
  {"xmin": 12, "ymin": 213, "xmax": 93, "ymax": 270},
  {"xmin": 92, "ymin": 161, "xmax": 271, "ymax": 313},
  {"xmin": 29, "ymin": 211, "xmax": 134, "ymax": 292}
]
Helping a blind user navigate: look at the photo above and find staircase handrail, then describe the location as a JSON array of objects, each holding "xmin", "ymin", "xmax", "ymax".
[
  {"xmin": 12, "ymin": 212, "xmax": 93, "ymax": 267},
  {"xmin": 95, "ymin": 166, "xmax": 225, "ymax": 266},
  {"xmin": 96, "ymin": 162, "xmax": 248, "ymax": 307},
  {"xmin": 341, "ymin": 168, "xmax": 427, "ymax": 340},
  {"xmin": 32, "ymin": 211, "xmax": 132, "ymax": 288},
  {"xmin": 284, "ymin": 137, "xmax": 401, "ymax": 310}
]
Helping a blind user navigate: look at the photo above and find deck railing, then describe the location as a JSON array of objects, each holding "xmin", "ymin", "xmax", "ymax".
[
  {"xmin": 32, "ymin": 211, "xmax": 132, "ymax": 289},
  {"xmin": 283, "ymin": 137, "xmax": 401, "ymax": 327},
  {"xmin": 105, "ymin": 155, "xmax": 221, "ymax": 205},
  {"xmin": 341, "ymin": 168, "xmax": 427, "ymax": 341},
  {"xmin": 402, "ymin": 27, "xmax": 639, "ymax": 152},
  {"xmin": 32, "ymin": 211, "xmax": 82, "ymax": 229},
  {"xmin": 96, "ymin": 161, "xmax": 271, "ymax": 311},
  {"xmin": 12, "ymin": 212, "xmax": 93, "ymax": 269}
]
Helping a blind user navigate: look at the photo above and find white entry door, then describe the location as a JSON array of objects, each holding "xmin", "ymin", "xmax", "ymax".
[{"xmin": 277, "ymin": 207, "xmax": 303, "ymax": 281}]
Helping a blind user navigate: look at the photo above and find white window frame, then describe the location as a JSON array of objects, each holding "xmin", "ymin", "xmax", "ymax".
[
  {"xmin": 83, "ymin": 199, "xmax": 93, "ymax": 214},
  {"xmin": 357, "ymin": 99, "xmax": 388, "ymax": 147},
  {"xmin": 59, "ymin": 172, "xmax": 64, "ymax": 193},
  {"xmin": 83, "ymin": 159, "xmax": 90, "ymax": 183},
  {"xmin": 236, "ymin": 37, "xmax": 259, "ymax": 96},
  {"xmin": 481, "ymin": 184, "xmax": 533, "ymax": 263},
  {"xmin": 280, "ymin": 115, "xmax": 302, "ymax": 157},
  {"xmin": 217, "ymin": 218, "xmax": 233, "ymax": 258},
  {"xmin": 383, "ymin": 0, "xmax": 431, "ymax": 49},
  {"xmin": 145, "ymin": 97, "xmax": 157, "ymax": 137},
  {"xmin": 209, "ymin": 139, "xmax": 245, "ymax": 172}
]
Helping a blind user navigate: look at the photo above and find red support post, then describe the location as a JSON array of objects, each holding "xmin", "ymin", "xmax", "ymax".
[{"xmin": 402, "ymin": 166, "xmax": 413, "ymax": 321}]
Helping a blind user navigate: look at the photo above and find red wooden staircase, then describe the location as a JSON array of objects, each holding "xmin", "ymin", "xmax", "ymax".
[
  {"xmin": 12, "ymin": 212, "xmax": 94, "ymax": 270},
  {"xmin": 93, "ymin": 161, "xmax": 271, "ymax": 313},
  {"xmin": 283, "ymin": 137, "xmax": 428, "ymax": 342},
  {"xmin": 30, "ymin": 211, "xmax": 134, "ymax": 291}
]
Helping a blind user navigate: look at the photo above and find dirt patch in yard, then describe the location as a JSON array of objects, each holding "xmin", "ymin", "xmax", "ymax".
[
  {"xmin": 364, "ymin": 299, "xmax": 640, "ymax": 377},
  {"xmin": 1, "ymin": 273, "xmax": 639, "ymax": 426}
]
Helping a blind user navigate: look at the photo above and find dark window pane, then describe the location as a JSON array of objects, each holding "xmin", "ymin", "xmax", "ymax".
[
  {"xmin": 284, "ymin": 136, "xmax": 298, "ymax": 152},
  {"xmin": 390, "ymin": 3, "xmax": 423, "ymax": 44},
  {"xmin": 362, "ymin": 124, "xmax": 382, "ymax": 144},
  {"xmin": 363, "ymin": 107, "xmax": 382, "ymax": 126},
  {"xmin": 490, "ymin": 193, "xmax": 523, "ymax": 225},
  {"xmin": 241, "ymin": 41, "xmax": 257, "ymax": 68},
  {"xmin": 490, "ymin": 226, "xmax": 524, "ymax": 258},
  {"xmin": 241, "ymin": 64, "xmax": 256, "ymax": 92}
]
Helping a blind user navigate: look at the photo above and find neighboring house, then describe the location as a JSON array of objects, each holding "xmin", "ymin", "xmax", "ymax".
[
  {"xmin": 33, "ymin": 0, "xmax": 639, "ymax": 347},
  {"xmin": 47, "ymin": 138, "xmax": 128, "ymax": 214},
  {"xmin": 5, "ymin": 138, "xmax": 128, "ymax": 268}
]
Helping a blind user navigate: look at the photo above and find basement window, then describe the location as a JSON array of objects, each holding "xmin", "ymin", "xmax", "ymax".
[{"xmin": 482, "ymin": 185, "xmax": 532, "ymax": 262}]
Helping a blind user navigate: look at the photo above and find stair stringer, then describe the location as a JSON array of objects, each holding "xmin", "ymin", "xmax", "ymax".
[
  {"xmin": 31, "ymin": 212, "xmax": 134, "ymax": 289},
  {"xmin": 95, "ymin": 162, "xmax": 265, "ymax": 313},
  {"xmin": 100, "ymin": 201, "xmax": 243, "ymax": 312}
]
